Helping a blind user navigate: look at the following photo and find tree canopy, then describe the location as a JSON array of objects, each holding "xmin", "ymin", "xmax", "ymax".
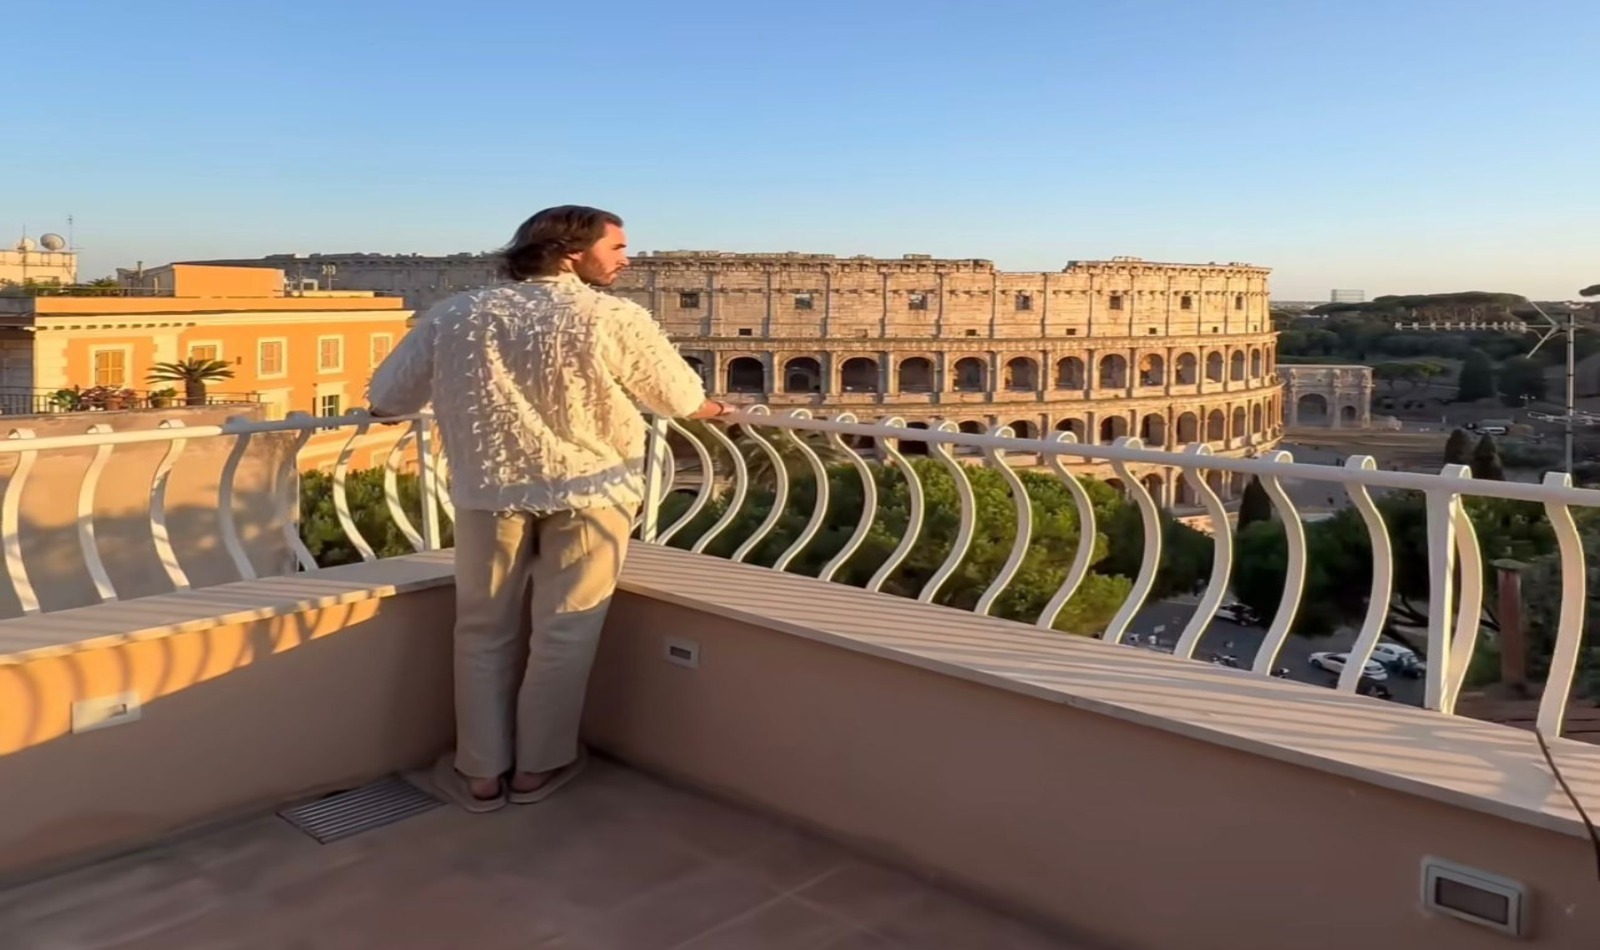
[{"xmin": 1456, "ymin": 350, "xmax": 1496, "ymax": 402}]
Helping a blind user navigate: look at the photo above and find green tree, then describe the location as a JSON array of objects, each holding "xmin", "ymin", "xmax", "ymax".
[
  {"xmin": 299, "ymin": 468, "xmax": 452, "ymax": 566},
  {"xmin": 1456, "ymin": 350, "xmax": 1496, "ymax": 402},
  {"xmin": 146, "ymin": 358, "xmax": 236, "ymax": 405},
  {"xmin": 1236, "ymin": 476, "xmax": 1272, "ymax": 532},
  {"xmin": 1496, "ymin": 355, "xmax": 1547, "ymax": 406},
  {"xmin": 1444, "ymin": 428, "xmax": 1474, "ymax": 465},
  {"xmin": 657, "ymin": 457, "xmax": 1148, "ymax": 635},
  {"xmin": 1471, "ymin": 433, "xmax": 1505, "ymax": 481},
  {"xmin": 1231, "ymin": 509, "xmax": 1375, "ymax": 636},
  {"xmin": 1095, "ymin": 504, "xmax": 1216, "ymax": 600}
]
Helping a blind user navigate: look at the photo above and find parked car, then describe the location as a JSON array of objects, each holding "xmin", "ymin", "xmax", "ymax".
[
  {"xmin": 1308, "ymin": 652, "xmax": 1388, "ymax": 681},
  {"xmin": 1370, "ymin": 642, "xmax": 1425, "ymax": 677},
  {"xmin": 1219, "ymin": 602, "xmax": 1262, "ymax": 626}
]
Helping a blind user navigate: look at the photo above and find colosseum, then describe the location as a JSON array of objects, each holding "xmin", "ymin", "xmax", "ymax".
[{"xmin": 609, "ymin": 252, "xmax": 1284, "ymax": 507}]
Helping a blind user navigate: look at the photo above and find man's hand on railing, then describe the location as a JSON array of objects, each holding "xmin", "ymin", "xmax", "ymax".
[{"xmin": 688, "ymin": 400, "xmax": 737, "ymax": 421}]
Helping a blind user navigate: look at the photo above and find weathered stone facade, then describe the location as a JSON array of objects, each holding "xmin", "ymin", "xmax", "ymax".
[
  {"xmin": 613, "ymin": 253, "xmax": 1284, "ymax": 505},
  {"xmin": 1279, "ymin": 364, "xmax": 1373, "ymax": 428}
]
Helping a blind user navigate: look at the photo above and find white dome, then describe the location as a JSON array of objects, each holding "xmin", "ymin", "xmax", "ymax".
[
  {"xmin": 14, "ymin": 238, "xmax": 35, "ymax": 252},
  {"xmin": 38, "ymin": 233, "xmax": 66, "ymax": 251}
]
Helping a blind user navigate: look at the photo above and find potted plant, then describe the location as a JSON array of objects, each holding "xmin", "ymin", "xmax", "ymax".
[
  {"xmin": 48, "ymin": 387, "xmax": 85, "ymax": 412},
  {"xmin": 146, "ymin": 358, "xmax": 235, "ymax": 406},
  {"xmin": 104, "ymin": 388, "xmax": 136, "ymax": 411},
  {"xmin": 150, "ymin": 387, "xmax": 178, "ymax": 408},
  {"xmin": 80, "ymin": 385, "xmax": 112, "ymax": 410}
]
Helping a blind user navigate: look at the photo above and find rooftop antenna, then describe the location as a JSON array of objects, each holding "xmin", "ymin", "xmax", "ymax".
[{"xmin": 67, "ymin": 214, "xmax": 75, "ymax": 252}]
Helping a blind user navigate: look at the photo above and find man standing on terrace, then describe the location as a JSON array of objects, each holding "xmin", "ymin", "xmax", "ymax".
[{"xmin": 368, "ymin": 206, "xmax": 735, "ymax": 811}]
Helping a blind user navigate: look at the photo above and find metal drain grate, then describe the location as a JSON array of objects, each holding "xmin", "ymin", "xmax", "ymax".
[{"xmin": 278, "ymin": 775, "xmax": 442, "ymax": 844}]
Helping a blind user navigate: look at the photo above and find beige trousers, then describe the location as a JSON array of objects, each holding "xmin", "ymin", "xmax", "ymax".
[{"xmin": 450, "ymin": 505, "xmax": 633, "ymax": 779}]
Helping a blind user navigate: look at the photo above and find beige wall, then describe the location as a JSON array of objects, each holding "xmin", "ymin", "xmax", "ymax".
[
  {"xmin": 585, "ymin": 594, "xmax": 1600, "ymax": 950},
  {"xmin": 0, "ymin": 582, "xmax": 454, "ymax": 882}
]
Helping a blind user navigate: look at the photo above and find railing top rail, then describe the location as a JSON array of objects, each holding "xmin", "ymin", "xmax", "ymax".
[
  {"xmin": 0, "ymin": 410, "xmax": 428, "ymax": 452},
  {"xmin": 719, "ymin": 409, "xmax": 1600, "ymax": 507}
]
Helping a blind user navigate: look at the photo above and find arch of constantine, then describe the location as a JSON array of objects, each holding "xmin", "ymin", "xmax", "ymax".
[
  {"xmin": 1279, "ymin": 364, "xmax": 1373, "ymax": 429},
  {"xmin": 610, "ymin": 253, "xmax": 1284, "ymax": 506}
]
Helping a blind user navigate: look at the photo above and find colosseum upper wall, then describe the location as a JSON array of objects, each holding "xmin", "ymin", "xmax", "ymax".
[{"xmin": 612, "ymin": 253, "xmax": 1283, "ymax": 502}]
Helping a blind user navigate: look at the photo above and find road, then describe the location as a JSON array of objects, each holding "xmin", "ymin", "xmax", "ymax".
[{"xmin": 1125, "ymin": 600, "xmax": 1426, "ymax": 707}]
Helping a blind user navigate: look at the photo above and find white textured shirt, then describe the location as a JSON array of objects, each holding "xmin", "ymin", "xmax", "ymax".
[{"xmin": 368, "ymin": 273, "xmax": 707, "ymax": 513}]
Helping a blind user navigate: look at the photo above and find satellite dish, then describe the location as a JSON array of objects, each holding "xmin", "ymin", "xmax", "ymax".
[
  {"xmin": 15, "ymin": 238, "xmax": 35, "ymax": 253},
  {"xmin": 38, "ymin": 233, "xmax": 66, "ymax": 251}
]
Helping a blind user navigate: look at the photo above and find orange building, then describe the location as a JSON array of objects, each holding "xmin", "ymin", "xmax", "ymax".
[{"xmin": 0, "ymin": 264, "xmax": 415, "ymax": 466}]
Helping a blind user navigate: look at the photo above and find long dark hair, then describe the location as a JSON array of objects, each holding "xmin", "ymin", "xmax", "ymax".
[{"xmin": 498, "ymin": 205, "xmax": 623, "ymax": 280}]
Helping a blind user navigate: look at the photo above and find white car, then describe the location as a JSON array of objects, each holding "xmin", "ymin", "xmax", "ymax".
[
  {"xmin": 1308, "ymin": 652, "xmax": 1388, "ymax": 681},
  {"xmin": 1370, "ymin": 642, "xmax": 1420, "ymax": 668}
]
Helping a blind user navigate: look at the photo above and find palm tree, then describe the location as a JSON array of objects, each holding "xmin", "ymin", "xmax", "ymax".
[{"xmin": 146, "ymin": 358, "xmax": 235, "ymax": 406}]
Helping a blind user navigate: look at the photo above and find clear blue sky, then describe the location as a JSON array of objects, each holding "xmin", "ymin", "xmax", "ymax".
[{"xmin": 7, "ymin": 0, "xmax": 1596, "ymax": 299}]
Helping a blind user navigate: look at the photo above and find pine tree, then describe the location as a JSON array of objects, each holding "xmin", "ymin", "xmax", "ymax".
[
  {"xmin": 1471, "ymin": 433, "xmax": 1505, "ymax": 481},
  {"xmin": 1444, "ymin": 428, "xmax": 1474, "ymax": 466},
  {"xmin": 1236, "ymin": 476, "xmax": 1273, "ymax": 532},
  {"xmin": 1456, "ymin": 350, "xmax": 1495, "ymax": 402}
]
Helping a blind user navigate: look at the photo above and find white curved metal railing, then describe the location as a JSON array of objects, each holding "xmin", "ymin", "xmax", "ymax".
[
  {"xmin": 0, "ymin": 410, "xmax": 444, "ymax": 617},
  {"xmin": 642, "ymin": 409, "xmax": 1600, "ymax": 732}
]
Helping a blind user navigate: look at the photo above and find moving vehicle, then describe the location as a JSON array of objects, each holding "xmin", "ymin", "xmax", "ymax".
[
  {"xmin": 1219, "ymin": 602, "xmax": 1262, "ymax": 626},
  {"xmin": 1369, "ymin": 642, "xmax": 1426, "ymax": 677},
  {"xmin": 1308, "ymin": 652, "xmax": 1388, "ymax": 681}
]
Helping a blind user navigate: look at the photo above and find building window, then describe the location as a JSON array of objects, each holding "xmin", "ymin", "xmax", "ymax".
[
  {"xmin": 318, "ymin": 393, "xmax": 342, "ymax": 418},
  {"xmin": 857, "ymin": 329, "xmax": 870, "ymax": 338},
  {"xmin": 1015, "ymin": 293, "xmax": 1033, "ymax": 311},
  {"xmin": 737, "ymin": 328, "xmax": 753, "ymax": 336},
  {"xmin": 1234, "ymin": 294, "xmax": 1245, "ymax": 310},
  {"xmin": 1066, "ymin": 328, "xmax": 1079, "ymax": 336},
  {"xmin": 92, "ymin": 349, "xmax": 127, "ymax": 387},
  {"xmin": 908, "ymin": 292, "xmax": 929, "ymax": 311},
  {"xmin": 318, "ymin": 336, "xmax": 344, "ymax": 372},
  {"xmin": 1147, "ymin": 327, "xmax": 1159, "ymax": 334},
  {"xmin": 258, "ymin": 339, "xmax": 286, "ymax": 377},
  {"xmin": 793, "ymin": 293, "xmax": 814, "ymax": 310},
  {"xmin": 370, "ymin": 334, "xmax": 393, "ymax": 365},
  {"xmin": 964, "ymin": 329, "xmax": 979, "ymax": 337},
  {"xmin": 679, "ymin": 292, "xmax": 701, "ymax": 309},
  {"xmin": 1109, "ymin": 294, "xmax": 1124, "ymax": 311},
  {"xmin": 1212, "ymin": 327, "xmax": 1221, "ymax": 333},
  {"xmin": 1180, "ymin": 295, "xmax": 1193, "ymax": 310},
  {"xmin": 189, "ymin": 343, "xmax": 220, "ymax": 362}
]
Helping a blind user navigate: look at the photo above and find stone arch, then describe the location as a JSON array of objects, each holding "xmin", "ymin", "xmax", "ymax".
[
  {"xmin": 1055, "ymin": 357, "xmax": 1086, "ymax": 389},
  {"xmin": 898, "ymin": 356, "xmax": 934, "ymax": 393},
  {"xmin": 781, "ymin": 356, "xmax": 822, "ymax": 394},
  {"xmin": 1231, "ymin": 406, "xmax": 1246, "ymax": 438},
  {"xmin": 1139, "ymin": 412, "xmax": 1167, "ymax": 448},
  {"xmin": 1105, "ymin": 477, "xmax": 1127, "ymax": 496},
  {"xmin": 1206, "ymin": 408, "xmax": 1226, "ymax": 442},
  {"xmin": 1141, "ymin": 473, "xmax": 1164, "ymax": 506},
  {"xmin": 1250, "ymin": 348, "xmax": 1263, "ymax": 378},
  {"xmin": 1340, "ymin": 404, "xmax": 1359, "ymax": 425},
  {"xmin": 1206, "ymin": 470, "xmax": 1225, "ymax": 500},
  {"xmin": 683, "ymin": 355, "xmax": 710, "ymax": 389},
  {"xmin": 1100, "ymin": 414, "xmax": 1129, "ymax": 443},
  {"xmin": 899, "ymin": 420, "xmax": 931, "ymax": 456},
  {"xmin": 1230, "ymin": 350, "xmax": 1246, "ymax": 381},
  {"xmin": 1055, "ymin": 417, "xmax": 1087, "ymax": 441},
  {"xmin": 1175, "ymin": 473, "xmax": 1198, "ymax": 507},
  {"xmin": 1097, "ymin": 353, "xmax": 1128, "ymax": 389},
  {"xmin": 1175, "ymin": 352, "xmax": 1199, "ymax": 385},
  {"xmin": 1251, "ymin": 402, "xmax": 1263, "ymax": 433},
  {"xmin": 1296, "ymin": 392, "xmax": 1329, "ymax": 424},
  {"xmin": 957, "ymin": 420, "xmax": 985, "ymax": 434},
  {"xmin": 727, "ymin": 356, "xmax": 766, "ymax": 394},
  {"xmin": 1009, "ymin": 419, "xmax": 1038, "ymax": 439},
  {"xmin": 1206, "ymin": 351, "xmax": 1224, "ymax": 383},
  {"xmin": 952, "ymin": 357, "xmax": 987, "ymax": 392},
  {"xmin": 1230, "ymin": 471, "xmax": 1248, "ymax": 496},
  {"xmin": 1004, "ymin": 356, "xmax": 1039, "ymax": 392},
  {"xmin": 840, "ymin": 356, "xmax": 879, "ymax": 393},
  {"xmin": 1176, "ymin": 411, "xmax": 1200, "ymax": 443},
  {"xmin": 1138, "ymin": 353, "xmax": 1165, "ymax": 386}
]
